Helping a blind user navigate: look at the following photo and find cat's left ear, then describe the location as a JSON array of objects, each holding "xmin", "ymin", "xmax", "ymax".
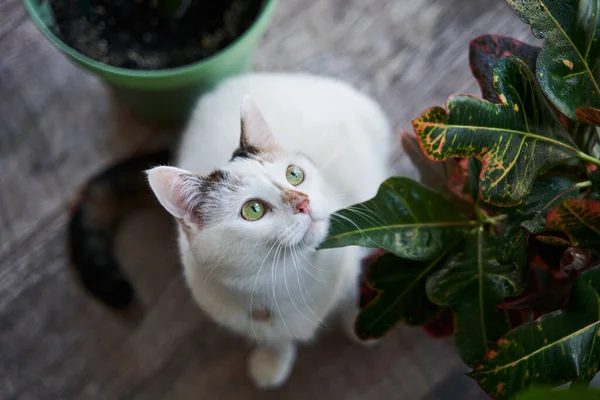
[{"xmin": 240, "ymin": 95, "xmax": 280, "ymax": 152}]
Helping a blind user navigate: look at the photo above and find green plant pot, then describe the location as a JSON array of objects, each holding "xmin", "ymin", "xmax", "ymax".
[{"xmin": 24, "ymin": 0, "xmax": 277, "ymax": 126}]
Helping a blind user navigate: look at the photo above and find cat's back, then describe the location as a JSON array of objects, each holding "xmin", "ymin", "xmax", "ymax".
[{"xmin": 178, "ymin": 73, "xmax": 392, "ymax": 200}]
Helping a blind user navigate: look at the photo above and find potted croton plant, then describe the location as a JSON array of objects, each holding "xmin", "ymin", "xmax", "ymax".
[
  {"xmin": 320, "ymin": 0, "xmax": 600, "ymax": 399},
  {"xmin": 24, "ymin": 0, "xmax": 277, "ymax": 125}
]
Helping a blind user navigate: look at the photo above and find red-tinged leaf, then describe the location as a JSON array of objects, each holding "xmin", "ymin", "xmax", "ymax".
[
  {"xmin": 413, "ymin": 57, "xmax": 579, "ymax": 207},
  {"xmin": 359, "ymin": 249, "xmax": 386, "ymax": 309},
  {"xmin": 536, "ymin": 234, "xmax": 572, "ymax": 246},
  {"xmin": 359, "ymin": 274, "xmax": 378, "ymax": 310},
  {"xmin": 529, "ymin": 260, "xmax": 551, "ymax": 289},
  {"xmin": 400, "ymin": 131, "xmax": 455, "ymax": 193},
  {"xmin": 446, "ymin": 158, "xmax": 471, "ymax": 203},
  {"xmin": 500, "ymin": 275, "xmax": 576, "ymax": 315},
  {"xmin": 576, "ymin": 107, "xmax": 600, "ymax": 127},
  {"xmin": 500, "ymin": 246, "xmax": 585, "ymax": 325},
  {"xmin": 469, "ymin": 34, "xmax": 540, "ymax": 103},
  {"xmin": 469, "ymin": 269, "xmax": 600, "ymax": 399},
  {"xmin": 422, "ymin": 307, "xmax": 454, "ymax": 338},
  {"xmin": 546, "ymin": 199, "xmax": 600, "ymax": 248},
  {"xmin": 400, "ymin": 132, "xmax": 474, "ymax": 213},
  {"xmin": 506, "ymin": 0, "xmax": 600, "ymax": 122}
]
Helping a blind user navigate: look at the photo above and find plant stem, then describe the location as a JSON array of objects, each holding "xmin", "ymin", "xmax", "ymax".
[
  {"xmin": 490, "ymin": 214, "xmax": 507, "ymax": 222},
  {"xmin": 575, "ymin": 180, "xmax": 592, "ymax": 189},
  {"xmin": 577, "ymin": 151, "xmax": 600, "ymax": 167},
  {"xmin": 474, "ymin": 202, "xmax": 504, "ymax": 226}
]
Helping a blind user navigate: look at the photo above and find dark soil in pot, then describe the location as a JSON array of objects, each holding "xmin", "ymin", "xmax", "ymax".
[{"xmin": 48, "ymin": 0, "xmax": 263, "ymax": 70}]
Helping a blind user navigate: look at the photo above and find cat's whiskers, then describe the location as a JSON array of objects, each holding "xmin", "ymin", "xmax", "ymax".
[
  {"xmin": 271, "ymin": 242, "xmax": 291, "ymax": 337},
  {"xmin": 199, "ymin": 261, "xmax": 222, "ymax": 292},
  {"xmin": 330, "ymin": 190, "xmax": 353, "ymax": 203},
  {"xmin": 291, "ymin": 248, "xmax": 330, "ymax": 283},
  {"xmin": 344, "ymin": 205, "xmax": 388, "ymax": 228},
  {"xmin": 333, "ymin": 206, "xmax": 391, "ymax": 251},
  {"xmin": 249, "ymin": 238, "xmax": 279, "ymax": 342},
  {"xmin": 330, "ymin": 212, "xmax": 379, "ymax": 248},
  {"xmin": 291, "ymin": 244, "xmax": 327, "ymax": 329},
  {"xmin": 295, "ymin": 247, "xmax": 332, "ymax": 278},
  {"xmin": 282, "ymin": 247, "xmax": 325, "ymax": 329}
]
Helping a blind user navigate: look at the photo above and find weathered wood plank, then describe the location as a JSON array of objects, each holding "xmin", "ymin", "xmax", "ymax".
[
  {"xmin": 0, "ymin": 21, "xmax": 175, "ymax": 258},
  {"xmin": 0, "ymin": 0, "xmax": 26, "ymax": 40}
]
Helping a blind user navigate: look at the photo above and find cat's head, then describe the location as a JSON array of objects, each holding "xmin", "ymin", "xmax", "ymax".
[{"xmin": 146, "ymin": 96, "xmax": 334, "ymax": 272}]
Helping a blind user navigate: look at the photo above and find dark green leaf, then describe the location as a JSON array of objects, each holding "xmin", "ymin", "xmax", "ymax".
[
  {"xmin": 514, "ymin": 387, "xmax": 600, "ymax": 400},
  {"xmin": 320, "ymin": 177, "xmax": 472, "ymax": 260},
  {"xmin": 469, "ymin": 34, "xmax": 540, "ymax": 103},
  {"xmin": 355, "ymin": 253, "xmax": 443, "ymax": 339},
  {"xmin": 497, "ymin": 215, "xmax": 529, "ymax": 268},
  {"xmin": 426, "ymin": 229, "xmax": 524, "ymax": 367},
  {"xmin": 506, "ymin": 0, "xmax": 600, "ymax": 122},
  {"xmin": 413, "ymin": 56, "xmax": 579, "ymax": 207},
  {"xmin": 546, "ymin": 199, "xmax": 600, "ymax": 247},
  {"xmin": 469, "ymin": 269, "xmax": 600, "ymax": 399},
  {"xmin": 468, "ymin": 157, "xmax": 482, "ymax": 202},
  {"xmin": 498, "ymin": 176, "xmax": 580, "ymax": 264},
  {"xmin": 591, "ymin": 170, "xmax": 600, "ymax": 193}
]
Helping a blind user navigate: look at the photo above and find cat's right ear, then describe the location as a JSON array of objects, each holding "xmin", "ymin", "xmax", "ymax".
[
  {"xmin": 146, "ymin": 166, "xmax": 203, "ymax": 227},
  {"xmin": 240, "ymin": 95, "xmax": 280, "ymax": 152}
]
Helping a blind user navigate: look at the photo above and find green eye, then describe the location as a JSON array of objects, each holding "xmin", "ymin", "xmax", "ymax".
[
  {"xmin": 241, "ymin": 200, "xmax": 266, "ymax": 221},
  {"xmin": 286, "ymin": 165, "xmax": 305, "ymax": 186}
]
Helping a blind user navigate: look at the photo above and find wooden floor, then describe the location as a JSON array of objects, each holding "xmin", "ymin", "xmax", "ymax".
[{"xmin": 1, "ymin": 0, "xmax": 534, "ymax": 399}]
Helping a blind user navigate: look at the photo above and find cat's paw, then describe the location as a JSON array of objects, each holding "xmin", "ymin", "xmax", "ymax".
[
  {"xmin": 343, "ymin": 323, "xmax": 381, "ymax": 347},
  {"xmin": 247, "ymin": 344, "xmax": 296, "ymax": 389},
  {"xmin": 342, "ymin": 313, "xmax": 380, "ymax": 347}
]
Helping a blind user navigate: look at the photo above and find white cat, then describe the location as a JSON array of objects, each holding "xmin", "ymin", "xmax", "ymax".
[{"xmin": 146, "ymin": 73, "xmax": 394, "ymax": 389}]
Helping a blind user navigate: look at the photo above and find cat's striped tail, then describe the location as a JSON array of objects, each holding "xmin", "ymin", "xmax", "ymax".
[{"xmin": 69, "ymin": 149, "xmax": 171, "ymax": 308}]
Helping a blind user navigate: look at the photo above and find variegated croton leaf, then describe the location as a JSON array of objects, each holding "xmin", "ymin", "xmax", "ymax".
[
  {"xmin": 413, "ymin": 56, "xmax": 580, "ymax": 207},
  {"xmin": 545, "ymin": 199, "xmax": 600, "ymax": 248},
  {"xmin": 469, "ymin": 34, "xmax": 540, "ymax": 103},
  {"xmin": 469, "ymin": 266, "xmax": 600, "ymax": 399},
  {"xmin": 506, "ymin": 0, "xmax": 600, "ymax": 125}
]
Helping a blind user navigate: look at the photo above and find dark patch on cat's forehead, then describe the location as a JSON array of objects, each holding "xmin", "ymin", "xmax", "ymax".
[
  {"xmin": 204, "ymin": 169, "xmax": 227, "ymax": 185},
  {"xmin": 182, "ymin": 169, "xmax": 237, "ymax": 191},
  {"xmin": 230, "ymin": 144, "xmax": 263, "ymax": 162}
]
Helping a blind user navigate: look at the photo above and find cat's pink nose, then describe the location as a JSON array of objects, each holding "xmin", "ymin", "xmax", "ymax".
[{"xmin": 295, "ymin": 199, "xmax": 311, "ymax": 215}]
